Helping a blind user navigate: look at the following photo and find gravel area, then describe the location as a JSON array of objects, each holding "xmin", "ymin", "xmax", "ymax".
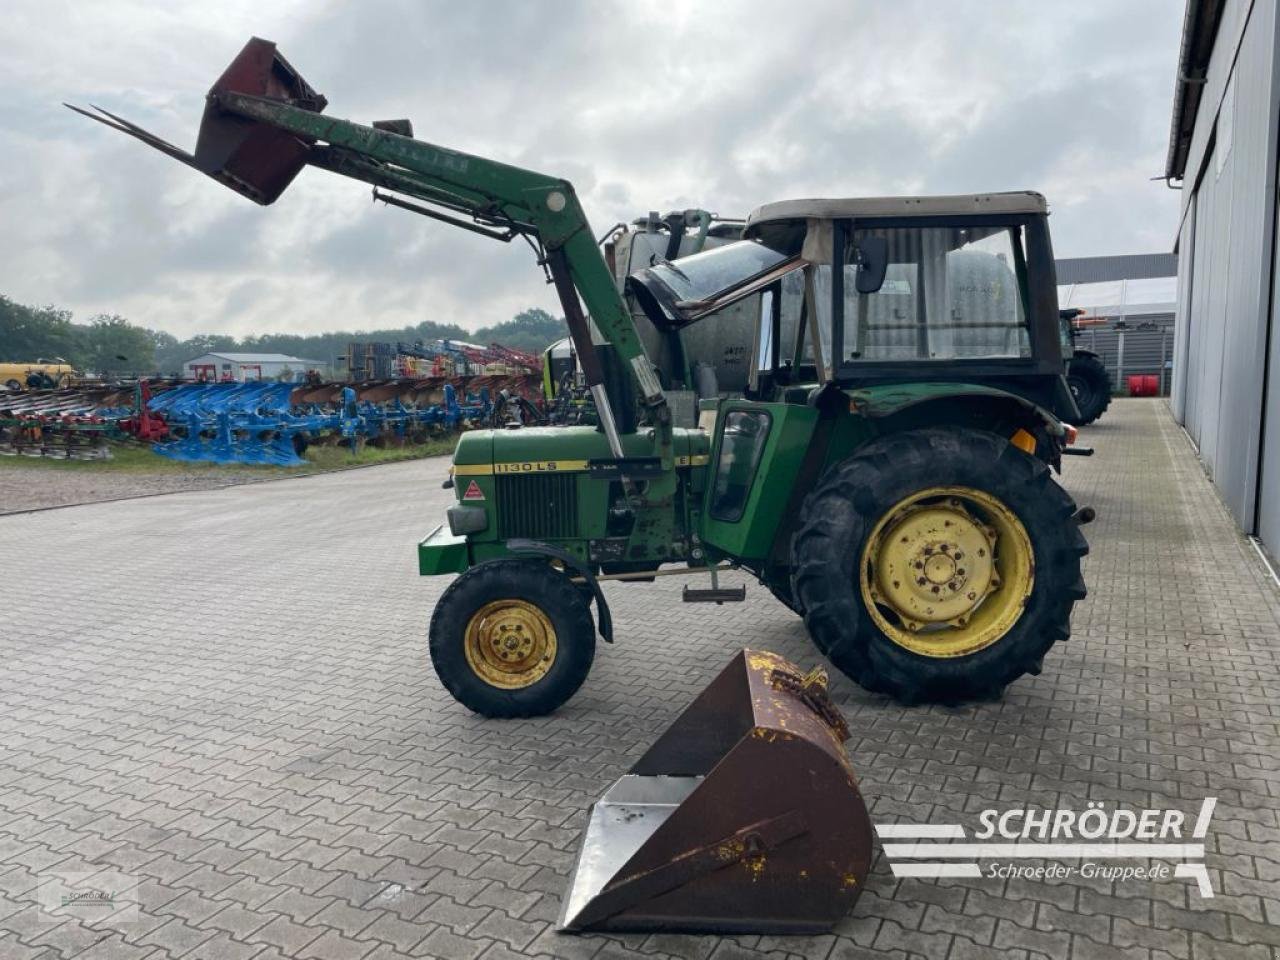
[{"xmin": 0, "ymin": 461, "xmax": 275, "ymax": 514}]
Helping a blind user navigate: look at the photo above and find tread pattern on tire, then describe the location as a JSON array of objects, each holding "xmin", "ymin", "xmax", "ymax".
[
  {"xmin": 791, "ymin": 427, "xmax": 1088, "ymax": 705},
  {"xmin": 429, "ymin": 559, "xmax": 595, "ymax": 718},
  {"xmin": 1068, "ymin": 353, "xmax": 1112, "ymax": 425}
]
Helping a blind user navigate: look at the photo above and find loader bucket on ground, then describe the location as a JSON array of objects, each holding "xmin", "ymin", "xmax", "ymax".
[
  {"xmin": 68, "ymin": 37, "xmax": 326, "ymax": 205},
  {"xmin": 559, "ymin": 649, "xmax": 873, "ymax": 934}
]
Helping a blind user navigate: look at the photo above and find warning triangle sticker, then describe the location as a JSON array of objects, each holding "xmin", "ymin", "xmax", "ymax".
[{"xmin": 462, "ymin": 480, "xmax": 485, "ymax": 501}]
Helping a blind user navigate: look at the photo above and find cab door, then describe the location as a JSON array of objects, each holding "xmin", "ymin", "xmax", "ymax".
[{"xmin": 699, "ymin": 399, "xmax": 816, "ymax": 561}]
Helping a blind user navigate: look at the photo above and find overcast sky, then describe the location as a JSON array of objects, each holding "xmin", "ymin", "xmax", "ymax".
[{"xmin": 0, "ymin": 0, "xmax": 1184, "ymax": 340}]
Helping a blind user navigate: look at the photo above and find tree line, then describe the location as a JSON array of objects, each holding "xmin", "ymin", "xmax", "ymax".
[{"xmin": 0, "ymin": 294, "xmax": 567, "ymax": 376}]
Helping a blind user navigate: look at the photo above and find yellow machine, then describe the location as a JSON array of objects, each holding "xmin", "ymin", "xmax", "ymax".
[{"xmin": 0, "ymin": 360, "xmax": 76, "ymax": 391}]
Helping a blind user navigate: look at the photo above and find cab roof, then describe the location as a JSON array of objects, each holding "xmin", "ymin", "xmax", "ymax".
[{"xmin": 746, "ymin": 191, "xmax": 1048, "ymax": 229}]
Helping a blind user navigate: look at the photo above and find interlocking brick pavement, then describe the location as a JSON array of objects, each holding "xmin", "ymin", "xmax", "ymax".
[{"xmin": 1, "ymin": 398, "xmax": 1278, "ymax": 959}]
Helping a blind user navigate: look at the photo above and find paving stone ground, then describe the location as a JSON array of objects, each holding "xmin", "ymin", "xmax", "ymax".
[{"xmin": 0, "ymin": 398, "xmax": 1277, "ymax": 960}]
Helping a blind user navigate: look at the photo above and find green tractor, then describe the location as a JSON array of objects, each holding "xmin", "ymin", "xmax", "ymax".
[
  {"xmin": 76, "ymin": 37, "xmax": 1090, "ymax": 716},
  {"xmin": 1059, "ymin": 308, "xmax": 1113, "ymax": 425}
]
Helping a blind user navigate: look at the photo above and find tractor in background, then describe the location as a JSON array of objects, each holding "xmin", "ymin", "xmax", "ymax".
[{"xmin": 1059, "ymin": 307, "xmax": 1113, "ymax": 424}]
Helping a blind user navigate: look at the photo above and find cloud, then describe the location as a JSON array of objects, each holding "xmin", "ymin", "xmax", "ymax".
[{"xmin": 0, "ymin": 0, "xmax": 1184, "ymax": 339}]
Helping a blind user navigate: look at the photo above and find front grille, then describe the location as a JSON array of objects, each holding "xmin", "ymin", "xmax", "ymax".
[{"xmin": 496, "ymin": 473, "xmax": 579, "ymax": 540}]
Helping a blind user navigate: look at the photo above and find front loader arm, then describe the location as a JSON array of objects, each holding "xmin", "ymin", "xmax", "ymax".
[
  {"xmin": 69, "ymin": 38, "xmax": 671, "ymax": 472},
  {"xmin": 212, "ymin": 91, "xmax": 672, "ymax": 465}
]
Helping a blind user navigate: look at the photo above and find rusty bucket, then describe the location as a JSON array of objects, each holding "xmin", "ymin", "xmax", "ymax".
[
  {"xmin": 68, "ymin": 37, "xmax": 326, "ymax": 205},
  {"xmin": 559, "ymin": 649, "xmax": 873, "ymax": 934}
]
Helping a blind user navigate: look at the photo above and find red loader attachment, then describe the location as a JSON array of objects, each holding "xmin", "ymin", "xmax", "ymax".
[{"xmin": 67, "ymin": 37, "xmax": 326, "ymax": 204}]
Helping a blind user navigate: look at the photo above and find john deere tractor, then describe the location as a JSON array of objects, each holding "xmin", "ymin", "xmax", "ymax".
[{"xmin": 77, "ymin": 37, "xmax": 1090, "ymax": 716}]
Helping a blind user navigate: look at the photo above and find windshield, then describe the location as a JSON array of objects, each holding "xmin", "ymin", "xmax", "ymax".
[{"xmin": 630, "ymin": 239, "xmax": 790, "ymax": 325}]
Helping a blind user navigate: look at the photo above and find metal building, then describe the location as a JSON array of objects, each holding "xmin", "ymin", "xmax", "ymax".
[
  {"xmin": 1057, "ymin": 254, "xmax": 1178, "ymax": 394},
  {"xmin": 1166, "ymin": 0, "xmax": 1280, "ymax": 556},
  {"xmin": 182, "ymin": 352, "xmax": 325, "ymax": 382}
]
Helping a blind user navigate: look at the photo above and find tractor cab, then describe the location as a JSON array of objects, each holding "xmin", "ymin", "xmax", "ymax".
[
  {"xmin": 629, "ymin": 193, "xmax": 1078, "ymax": 422},
  {"xmin": 620, "ymin": 194, "xmax": 1088, "ymax": 650}
]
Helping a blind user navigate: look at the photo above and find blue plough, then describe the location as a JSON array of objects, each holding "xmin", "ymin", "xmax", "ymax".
[{"xmin": 146, "ymin": 380, "xmax": 492, "ymax": 466}]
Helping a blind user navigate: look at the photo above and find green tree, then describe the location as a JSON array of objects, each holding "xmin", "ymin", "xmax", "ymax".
[
  {"xmin": 83, "ymin": 315, "xmax": 156, "ymax": 375},
  {"xmin": 147, "ymin": 328, "xmax": 183, "ymax": 374},
  {"xmin": 2, "ymin": 292, "xmax": 566, "ymax": 377},
  {"xmin": 0, "ymin": 297, "xmax": 79, "ymax": 363},
  {"xmin": 474, "ymin": 307, "xmax": 566, "ymax": 352}
]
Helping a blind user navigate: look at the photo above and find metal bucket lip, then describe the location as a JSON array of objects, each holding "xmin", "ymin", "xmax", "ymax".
[{"xmin": 558, "ymin": 775, "xmax": 703, "ymax": 930}]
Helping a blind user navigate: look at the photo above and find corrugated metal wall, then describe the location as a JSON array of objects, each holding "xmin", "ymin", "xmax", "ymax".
[
  {"xmin": 1057, "ymin": 254, "xmax": 1179, "ymax": 284},
  {"xmin": 1171, "ymin": 0, "xmax": 1279, "ymax": 547},
  {"xmin": 1170, "ymin": 200, "xmax": 1196, "ymax": 421},
  {"xmin": 1077, "ymin": 317, "xmax": 1176, "ymax": 393},
  {"xmin": 1261, "ymin": 154, "xmax": 1280, "ymax": 550}
]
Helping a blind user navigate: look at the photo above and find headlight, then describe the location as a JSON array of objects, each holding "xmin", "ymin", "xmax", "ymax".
[{"xmin": 447, "ymin": 505, "xmax": 488, "ymax": 536}]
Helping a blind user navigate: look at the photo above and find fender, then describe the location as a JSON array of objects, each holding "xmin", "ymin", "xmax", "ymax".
[
  {"xmin": 843, "ymin": 382, "xmax": 1071, "ymax": 435},
  {"xmin": 506, "ymin": 538, "xmax": 614, "ymax": 643}
]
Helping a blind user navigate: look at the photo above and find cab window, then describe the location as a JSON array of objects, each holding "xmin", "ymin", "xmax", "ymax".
[{"xmin": 840, "ymin": 224, "xmax": 1031, "ymax": 362}]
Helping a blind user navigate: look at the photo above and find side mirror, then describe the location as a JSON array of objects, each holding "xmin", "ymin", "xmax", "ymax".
[{"xmin": 854, "ymin": 236, "xmax": 889, "ymax": 294}]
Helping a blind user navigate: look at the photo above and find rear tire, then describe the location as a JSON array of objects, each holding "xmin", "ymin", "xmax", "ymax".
[
  {"xmin": 1067, "ymin": 353, "xmax": 1112, "ymax": 425},
  {"xmin": 764, "ymin": 572, "xmax": 803, "ymax": 615},
  {"xmin": 791, "ymin": 427, "xmax": 1087, "ymax": 704},
  {"xmin": 430, "ymin": 559, "xmax": 596, "ymax": 717}
]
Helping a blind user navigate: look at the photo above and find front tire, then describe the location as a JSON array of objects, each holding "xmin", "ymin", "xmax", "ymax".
[
  {"xmin": 791, "ymin": 427, "xmax": 1087, "ymax": 704},
  {"xmin": 429, "ymin": 559, "xmax": 596, "ymax": 717}
]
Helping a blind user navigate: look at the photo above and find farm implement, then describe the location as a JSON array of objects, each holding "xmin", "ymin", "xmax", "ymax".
[
  {"xmin": 146, "ymin": 378, "xmax": 495, "ymax": 466},
  {"xmin": 0, "ymin": 381, "xmax": 168, "ymax": 459},
  {"xmin": 1, "ymin": 375, "xmax": 542, "ymax": 464}
]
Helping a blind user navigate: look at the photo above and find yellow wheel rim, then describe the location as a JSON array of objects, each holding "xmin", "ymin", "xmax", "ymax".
[
  {"xmin": 859, "ymin": 486, "xmax": 1034, "ymax": 658},
  {"xmin": 464, "ymin": 599, "xmax": 558, "ymax": 689}
]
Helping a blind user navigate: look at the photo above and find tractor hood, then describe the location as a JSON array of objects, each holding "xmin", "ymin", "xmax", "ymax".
[{"xmin": 452, "ymin": 427, "xmax": 711, "ymax": 481}]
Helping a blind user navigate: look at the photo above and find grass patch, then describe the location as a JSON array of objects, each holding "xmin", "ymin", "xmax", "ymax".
[
  {"xmin": 298, "ymin": 438, "xmax": 456, "ymax": 470},
  {"xmin": 0, "ymin": 437, "xmax": 455, "ymax": 476}
]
